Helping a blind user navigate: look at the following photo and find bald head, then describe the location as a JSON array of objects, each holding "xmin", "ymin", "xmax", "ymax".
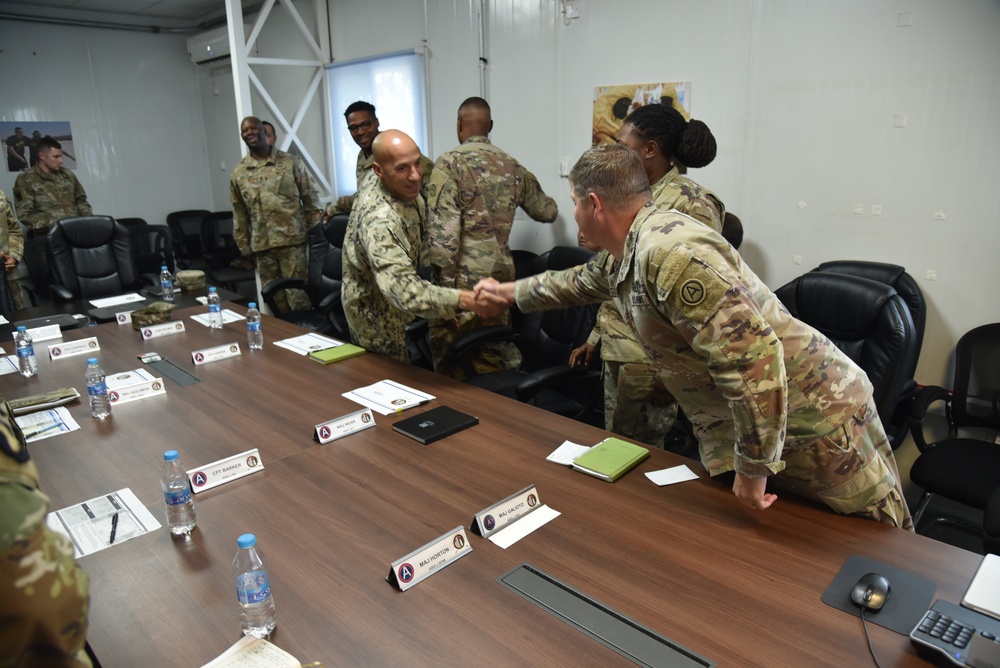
[
  {"xmin": 372, "ymin": 130, "xmax": 424, "ymax": 202},
  {"xmin": 457, "ymin": 96, "xmax": 493, "ymax": 143}
]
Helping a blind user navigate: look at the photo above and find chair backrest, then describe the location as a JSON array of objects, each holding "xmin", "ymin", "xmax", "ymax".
[
  {"xmin": 517, "ymin": 246, "xmax": 598, "ymax": 372},
  {"xmin": 950, "ymin": 323, "xmax": 1000, "ymax": 431},
  {"xmin": 20, "ymin": 236, "xmax": 51, "ymax": 302},
  {"xmin": 48, "ymin": 215, "xmax": 138, "ymax": 299},
  {"xmin": 201, "ymin": 211, "xmax": 238, "ymax": 253},
  {"xmin": 511, "ymin": 249, "xmax": 539, "ymax": 280},
  {"xmin": 308, "ymin": 215, "xmax": 347, "ymax": 292},
  {"xmin": 116, "ymin": 217, "xmax": 148, "ymax": 230},
  {"xmin": 166, "ymin": 209, "xmax": 209, "ymax": 259},
  {"xmin": 132, "ymin": 225, "xmax": 175, "ymax": 275},
  {"xmin": 785, "ymin": 272, "xmax": 918, "ymax": 425}
]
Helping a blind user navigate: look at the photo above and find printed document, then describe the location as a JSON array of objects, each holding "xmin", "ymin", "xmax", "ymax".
[{"xmin": 46, "ymin": 488, "xmax": 162, "ymax": 558}]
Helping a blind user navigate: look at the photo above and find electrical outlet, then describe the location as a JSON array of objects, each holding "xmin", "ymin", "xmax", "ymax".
[
  {"xmin": 793, "ymin": 255, "xmax": 802, "ymax": 265},
  {"xmin": 893, "ymin": 113, "xmax": 907, "ymax": 128},
  {"xmin": 925, "ymin": 270, "xmax": 938, "ymax": 281},
  {"xmin": 559, "ymin": 159, "xmax": 571, "ymax": 177},
  {"xmin": 871, "ymin": 205, "xmax": 882, "ymax": 216},
  {"xmin": 564, "ymin": 0, "xmax": 581, "ymax": 20},
  {"xmin": 852, "ymin": 203, "xmax": 864, "ymax": 215},
  {"xmin": 898, "ymin": 12, "xmax": 912, "ymax": 27},
  {"xmin": 797, "ymin": 201, "xmax": 807, "ymax": 210},
  {"xmin": 934, "ymin": 210, "xmax": 946, "ymax": 221}
]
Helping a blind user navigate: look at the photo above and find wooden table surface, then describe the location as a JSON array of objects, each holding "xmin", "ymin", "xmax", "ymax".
[{"xmin": 0, "ymin": 305, "xmax": 979, "ymax": 667}]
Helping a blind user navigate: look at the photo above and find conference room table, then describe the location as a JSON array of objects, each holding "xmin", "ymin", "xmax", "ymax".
[{"xmin": 0, "ymin": 304, "xmax": 981, "ymax": 667}]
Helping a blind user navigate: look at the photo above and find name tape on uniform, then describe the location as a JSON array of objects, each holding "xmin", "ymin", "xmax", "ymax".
[
  {"xmin": 471, "ymin": 485, "xmax": 544, "ymax": 539},
  {"xmin": 192, "ymin": 343, "xmax": 242, "ymax": 365},
  {"xmin": 141, "ymin": 321, "xmax": 186, "ymax": 340},
  {"xmin": 314, "ymin": 408, "xmax": 376, "ymax": 443},
  {"xmin": 387, "ymin": 526, "xmax": 473, "ymax": 591},
  {"xmin": 48, "ymin": 337, "xmax": 100, "ymax": 361},
  {"xmin": 187, "ymin": 448, "xmax": 264, "ymax": 493}
]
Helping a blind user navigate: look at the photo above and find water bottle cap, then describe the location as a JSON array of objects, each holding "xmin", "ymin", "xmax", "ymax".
[
  {"xmin": 237, "ymin": 533, "xmax": 257, "ymax": 548},
  {"xmin": 248, "ymin": 302, "xmax": 256, "ymax": 309},
  {"xmin": 163, "ymin": 450, "xmax": 179, "ymax": 461},
  {"xmin": 209, "ymin": 286, "xmax": 217, "ymax": 292},
  {"xmin": 161, "ymin": 265, "xmax": 168, "ymax": 271},
  {"xmin": 16, "ymin": 326, "xmax": 25, "ymax": 331},
  {"xmin": 87, "ymin": 357, "xmax": 98, "ymax": 364}
]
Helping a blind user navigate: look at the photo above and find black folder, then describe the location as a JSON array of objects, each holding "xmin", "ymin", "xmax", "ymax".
[{"xmin": 392, "ymin": 406, "xmax": 478, "ymax": 444}]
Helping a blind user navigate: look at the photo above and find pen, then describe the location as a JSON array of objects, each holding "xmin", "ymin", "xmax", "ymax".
[
  {"xmin": 22, "ymin": 422, "xmax": 63, "ymax": 440},
  {"xmin": 109, "ymin": 512, "xmax": 119, "ymax": 545}
]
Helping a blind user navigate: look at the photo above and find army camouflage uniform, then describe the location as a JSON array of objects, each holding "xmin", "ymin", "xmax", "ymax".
[
  {"xmin": 587, "ymin": 171, "xmax": 724, "ymax": 447},
  {"xmin": 0, "ymin": 189, "xmax": 25, "ymax": 310},
  {"xmin": 342, "ymin": 170, "xmax": 466, "ymax": 362},
  {"xmin": 0, "ymin": 396, "xmax": 91, "ymax": 667},
  {"xmin": 329, "ymin": 148, "xmax": 435, "ymax": 216},
  {"xmin": 230, "ymin": 147, "xmax": 320, "ymax": 313},
  {"xmin": 425, "ymin": 136, "xmax": 557, "ymax": 378},
  {"xmin": 13, "ymin": 164, "xmax": 92, "ymax": 238},
  {"xmin": 515, "ymin": 204, "xmax": 912, "ymax": 529}
]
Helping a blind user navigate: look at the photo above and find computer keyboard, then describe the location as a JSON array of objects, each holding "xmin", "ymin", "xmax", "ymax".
[{"xmin": 910, "ymin": 600, "xmax": 1000, "ymax": 667}]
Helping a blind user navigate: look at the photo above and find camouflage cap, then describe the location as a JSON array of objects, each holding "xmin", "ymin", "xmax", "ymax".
[
  {"xmin": 131, "ymin": 302, "xmax": 176, "ymax": 330},
  {"xmin": 175, "ymin": 270, "xmax": 206, "ymax": 291}
]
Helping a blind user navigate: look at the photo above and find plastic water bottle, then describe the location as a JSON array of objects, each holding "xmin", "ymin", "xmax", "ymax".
[
  {"xmin": 159, "ymin": 265, "xmax": 175, "ymax": 302},
  {"xmin": 234, "ymin": 533, "xmax": 277, "ymax": 638},
  {"xmin": 85, "ymin": 358, "xmax": 111, "ymax": 419},
  {"xmin": 14, "ymin": 326, "xmax": 37, "ymax": 377},
  {"xmin": 160, "ymin": 450, "xmax": 196, "ymax": 535},
  {"xmin": 207, "ymin": 286, "xmax": 223, "ymax": 329},
  {"xmin": 246, "ymin": 302, "xmax": 263, "ymax": 350}
]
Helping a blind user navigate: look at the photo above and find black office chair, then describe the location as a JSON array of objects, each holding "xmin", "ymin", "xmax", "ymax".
[
  {"xmin": 774, "ymin": 265, "xmax": 922, "ymax": 449},
  {"xmin": 985, "ymin": 488, "xmax": 1000, "ymax": 556},
  {"xmin": 166, "ymin": 209, "xmax": 209, "ymax": 270},
  {"xmin": 132, "ymin": 225, "xmax": 175, "ymax": 281},
  {"xmin": 47, "ymin": 215, "xmax": 141, "ymax": 301},
  {"xmin": 451, "ymin": 246, "xmax": 602, "ymax": 425},
  {"xmin": 260, "ymin": 216, "xmax": 349, "ymax": 338},
  {"xmin": 511, "ymin": 249, "xmax": 539, "ymax": 280},
  {"xmin": 116, "ymin": 217, "xmax": 148, "ymax": 230},
  {"xmin": 909, "ymin": 323, "xmax": 1000, "ymax": 540},
  {"xmin": 18, "ymin": 236, "xmax": 52, "ymax": 306},
  {"xmin": 201, "ymin": 211, "xmax": 255, "ymax": 293}
]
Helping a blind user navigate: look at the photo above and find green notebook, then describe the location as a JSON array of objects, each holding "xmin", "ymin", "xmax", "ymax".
[
  {"xmin": 571, "ymin": 437, "xmax": 650, "ymax": 482},
  {"xmin": 309, "ymin": 343, "xmax": 366, "ymax": 364}
]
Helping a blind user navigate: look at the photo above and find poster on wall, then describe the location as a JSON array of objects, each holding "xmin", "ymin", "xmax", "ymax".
[
  {"xmin": 2, "ymin": 121, "xmax": 78, "ymax": 173},
  {"xmin": 592, "ymin": 82, "xmax": 691, "ymax": 146}
]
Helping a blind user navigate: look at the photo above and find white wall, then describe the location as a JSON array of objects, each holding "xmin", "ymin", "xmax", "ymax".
[
  {"xmin": 0, "ymin": 21, "xmax": 213, "ymax": 225},
  {"xmin": 323, "ymin": 0, "xmax": 1000, "ymax": 392}
]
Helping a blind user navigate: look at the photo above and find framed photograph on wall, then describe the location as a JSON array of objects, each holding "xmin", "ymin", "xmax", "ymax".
[
  {"xmin": 2, "ymin": 121, "xmax": 77, "ymax": 172},
  {"xmin": 592, "ymin": 82, "xmax": 691, "ymax": 146}
]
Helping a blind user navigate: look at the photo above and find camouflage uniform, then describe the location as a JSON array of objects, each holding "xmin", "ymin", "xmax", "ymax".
[
  {"xmin": 342, "ymin": 170, "xmax": 465, "ymax": 362},
  {"xmin": 0, "ymin": 189, "xmax": 25, "ymax": 310},
  {"xmin": 230, "ymin": 147, "xmax": 320, "ymax": 313},
  {"xmin": 13, "ymin": 165, "xmax": 92, "ymax": 237},
  {"xmin": 0, "ymin": 396, "xmax": 91, "ymax": 667},
  {"xmin": 588, "ymin": 171, "xmax": 723, "ymax": 447},
  {"xmin": 425, "ymin": 136, "xmax": 557, "ymax": 378},
  {"xmin": 515, "ymin": 204, "xmax": 912, "ymax": 528},
  {"xmin": 330, "ymin": 148, "xmax": 435, "ymax": 215}
]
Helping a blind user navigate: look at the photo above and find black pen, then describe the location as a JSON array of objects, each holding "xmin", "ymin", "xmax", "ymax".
[{"xmin": 109, "ymin": 512, "xmax": 119, "ymax": 545}]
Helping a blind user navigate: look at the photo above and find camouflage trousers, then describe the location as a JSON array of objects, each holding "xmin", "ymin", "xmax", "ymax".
[
  {"xmin": 603, "ymin": 360, "xmax": 677, "ymax": 448},
  {"xmin": 0, "ymin": 487, "xmax": 91, "ymax": 667},
  {"xmin": 430, "ymin": 312, "xmax": 521, "ymax": 380},
  {"xmin": 769, "ymin": 399, "xmax": 913, "ymax": 530},
  {"xmin": 255, "ymin": 245, "xmax": 310, "ymax": 314},
  {"xmin": 8, "ymin": 275, "xmax": 24, "ymax": 310}
]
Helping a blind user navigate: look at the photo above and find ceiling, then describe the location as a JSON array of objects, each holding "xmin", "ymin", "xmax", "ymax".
[{"xmin": 0, "ymin": 0, "xmax": 250, "ymax": 28}]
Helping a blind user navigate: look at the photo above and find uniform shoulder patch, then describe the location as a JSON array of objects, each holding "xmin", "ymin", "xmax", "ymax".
[
  {"xmin": 426, "ymin": 168, "xmax": 449, "ymax": 210},
  {"xmin": 656, "ymin": 246, "xmax": 732, "ymax": 328}
]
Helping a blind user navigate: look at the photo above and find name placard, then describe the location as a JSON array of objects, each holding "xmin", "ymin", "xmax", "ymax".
[
  {"xmin": 115, "ymin": 310, "xmax": 135, "ymax": 325},
  {"xmin": 471, "ymin": 485, "xmax": 542, "ymax": 539},
  {"xmin": 11, "ymin": 324, "xmax": 62, "ymax": 343},
  {"xmin": 314, "ymin": 408, "xmax": 376, "ymax": 443},
  {"xmin": 48, "ymin": 337, "xmax": 100, "ymax": 360},
  {"xmin": 141, "ymin": 321, "xmax": 186, "ymax": 340},
  {"xmin": 187, "ymin": 448, "xmax": 264, "ymax": 493},
  {"xmin": 108, "ymin": 377, "xmax": 165, "ymax": 405},
  {"xmin": 192, "ymin": 343, "xmax": 242, "ymax": 365},
  {"xmin": 387, "ymin": 526, "xmax": 473, "ymax": 592}
]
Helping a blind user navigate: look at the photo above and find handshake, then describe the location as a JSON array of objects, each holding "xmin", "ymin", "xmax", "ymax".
[{"xmin": 457, "ymin": 278, "xmax": 515, "ymax": 319}]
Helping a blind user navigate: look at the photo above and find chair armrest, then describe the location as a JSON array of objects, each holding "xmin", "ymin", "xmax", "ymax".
[
  {"xmin": 513, "ymin": 364, "xmax": 594, "ymax": 403},
  {"xmin": 909, "ymin": 385, "xmax": 954, "ymax": 452},
  {"xmin": 261, "ymin": 277, "xmax": 306, "ymax": 314},
  {"xmin": 49, "ymin": 284, "xmax": 75, "ymax": 302},
  {"xmin": 316, "ymin": 288, "xmax": 342, "ymax": 312}
]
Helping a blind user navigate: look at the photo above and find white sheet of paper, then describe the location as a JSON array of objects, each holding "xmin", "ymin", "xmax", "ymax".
[
  {"xmin": 343, "ymin": 379, "xmax": 434, "ymax": 415},
  {"xmin": 190, "ymin": 309, "xmax": 245, "ymax": 327},
  {"xmin": 105, "ymin": 368, "xmax": 157, "ymax": 390},
  {"xmin": 0, "ymin": 315, "xmax": 7, "ymax": 324},
  {"xmin": 89, "ymin": 293, "xmax": 145, "ymax": 308},
  {"xmin": 488, "ymin": 504, "xmax": 561, "ymax": 549},
  {"xmin": 46, "ymin": 487, "xmax": 162, "ymax": 558},
  {"xmin": 272, "ymin": 332, "xmax": 343, "ymax": 355},
  {"xmin": 15, "ymin": 406, "xmax": 81, "ymax": 442},
  {"xmin": 645, "ymin": 465, "xmax": 699, "ymax": 487},
  {"xmin": 546, "ymin": 440, "xmax": 592, "ymax": 465},
  {"xmin": 200, "ymin": 635, "xmax": 300, "ymax": 668},
  {"xmin": 0, "ymin": 355, "xmax": 17, "ymax": 375}
]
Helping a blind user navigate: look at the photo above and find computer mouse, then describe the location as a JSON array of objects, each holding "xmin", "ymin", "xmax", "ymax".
[{"xmin": 851, "ymin": 572, "xmax": 891, "ymax": 612}]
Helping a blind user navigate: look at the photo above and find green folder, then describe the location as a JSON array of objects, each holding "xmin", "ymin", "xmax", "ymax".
[
  {"xmin": 571, "ymin": 437, "xmax": 650, "ymax": 482},
  {"xmin": 308, "ymin": 343, "xmax": 366, "ymax": 365}
]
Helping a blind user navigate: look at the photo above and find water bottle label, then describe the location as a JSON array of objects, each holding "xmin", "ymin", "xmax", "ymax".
[
  {"xmin": 87, "ymin": 382, "xmax": 108, "ymax": 396},
  {"xmin": 164, "ymin": 488, "xmax": 191, "ymax": 505},
  {"xmin": 161, "ymin": 280, "xmax": 173, "ymax": 291},
  {"xmin": 209, "ymin": 304, "xmax": 221, "ymax": 313},
  {"xmin": 236, "ymin": 571, "xmax": 271, "ymax": 604},
  {"xmin": 248, "ymin": 322, "xmax": 261, "ymax": 333},
  {"xmin": 17, "ymin": 345, "xmax": 33, "ymax": 358}
]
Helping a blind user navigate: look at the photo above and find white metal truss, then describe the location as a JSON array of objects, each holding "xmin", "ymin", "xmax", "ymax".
[{"xmin": 224, "ymin": 0, "xmax": 332, "ymax": 194}]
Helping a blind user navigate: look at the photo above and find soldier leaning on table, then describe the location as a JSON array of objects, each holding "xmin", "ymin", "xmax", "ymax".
[{"xmin": 0, "ymin": 393, "xmax": 91, "ymax": 667}]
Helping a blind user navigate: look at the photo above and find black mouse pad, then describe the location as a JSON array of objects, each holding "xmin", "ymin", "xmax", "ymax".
[{"xmin": 821, "ymin": 554, "xmax": 936, "ymax": 634}]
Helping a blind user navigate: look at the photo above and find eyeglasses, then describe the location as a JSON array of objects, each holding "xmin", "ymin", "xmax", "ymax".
[{"xmin": 347, "ymin": 120, "xmax": 373, "ymax": 133}]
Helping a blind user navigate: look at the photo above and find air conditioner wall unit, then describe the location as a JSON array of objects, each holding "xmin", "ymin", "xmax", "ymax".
[{"xmin": 187, "ymin": 25, "xmax": 250, "ymax": 65}]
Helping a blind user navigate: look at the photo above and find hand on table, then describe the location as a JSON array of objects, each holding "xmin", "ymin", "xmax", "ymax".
[{"xmin": 732, "ymin": 473, "xmax": 777, "ymax": 510}]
